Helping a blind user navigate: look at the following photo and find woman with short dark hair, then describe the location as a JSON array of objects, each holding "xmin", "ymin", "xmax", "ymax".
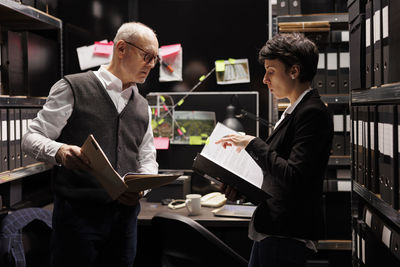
[{"xmin": 216, "ymin": 33, "xmax": 333, "ymax": 267}]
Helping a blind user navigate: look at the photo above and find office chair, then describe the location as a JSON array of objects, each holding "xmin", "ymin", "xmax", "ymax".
[{"xmin": 151, "ymin": 212, "xmax": 248, "ymax": 267}]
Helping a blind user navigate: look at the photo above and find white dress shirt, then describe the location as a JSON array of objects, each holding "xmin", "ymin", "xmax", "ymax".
[{"xmin": 22, "ymin": 65, "xmax": 158, "ymax": 175}]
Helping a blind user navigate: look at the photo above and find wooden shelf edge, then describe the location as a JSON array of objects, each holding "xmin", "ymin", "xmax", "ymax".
[{"xmin": 0, "ymin": 162, "xmax": 53, "ymax": 184}]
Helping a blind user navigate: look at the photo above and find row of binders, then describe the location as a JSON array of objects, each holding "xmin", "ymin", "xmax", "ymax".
[
  {"xmin": 276, "ymin": 0, "xmax": 348, "ymax": 16},
  {"xmin": 352, "ymin": 206, "xmax": 400, "ymax": 265},
  {"xmin": 0, "ymin": 108, "xmax": 39, "ymax": 173},
  {"xmin": 349, "ymin": 0, "xmax": 400, "ymax": 90},
  {"xmin": 352, "ymin": 104, "xmax": 400, "ymax": 208},
  {"xmin": 312, "ymin": 32, "xmax": 350, "ymax": 94}
]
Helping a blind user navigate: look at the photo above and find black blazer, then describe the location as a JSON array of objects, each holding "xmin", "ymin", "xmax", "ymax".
[{"xmin": 245, "ymin": 89, "xmax": 333, "ymax": 241}]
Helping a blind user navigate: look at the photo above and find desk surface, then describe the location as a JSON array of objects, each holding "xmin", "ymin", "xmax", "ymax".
[{"xmin": 139, "ymin": 198, "xmax": 250, "ymax": 228}]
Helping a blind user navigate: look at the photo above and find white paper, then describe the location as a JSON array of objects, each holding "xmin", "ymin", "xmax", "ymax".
[
  {"xmin": 366, "ymin": 18, "xmax": 371, "ymax": 47},
  {"xmin": 327, "ymin": 53, "xmax": 337, "ymax": 70},
  {"xmin": 365, "ymin": 209, "xmax": 372, "ymax": 227},
  {"xmin": 382, "ymin": 6, "xmax": 389, "ymax": 39},
  {"xmin": 318, "ymin": 53, "xmax": 325, "ymax": 69},
  {"xmin": 76, "ymin": 40, "xmax": 112, "ymax": 71},
  {"xmin": 159, "ymin": 45, "xmax": 183, "ymax": 82},
  {"xmin": 10, "ymin": 120, "xmax": 15, "ymax": 141},
  {"xmin": 16, "ymin": 120, "xmax": 20, "ymax": 140},
  {"xmin": 201, "ymin": 122, "xmax": 263, "ymax": 189},
  {"xmin": 370, "ymin": 122, "xmax": 374, "ymax": 148},
  {"xmin": 337, "ymin": 181, "xmax": 351, "ymax": 192},
  {"xmin": 383, "ymin": 123, "xmax": 393, "ymax": 158},
  {"xmin": 378, "ymin": 122, "xmax": 384, "ymax": 154},
  {"xmin": 382, "ymin": 225, "xmax": 391, "ymax": 248},
  {"xmin": 341, "ymin": 31, "xmax": 349, "ymax": 42},
  {"xmin": 362, "ymin": 238, "xmax": 365, "ymax": 264},
  {"xmin": 2, "ymin": 121, "xmax": 7, "ymax": 141},
  {"xmin": 22, "ymin": 120, "xmax": 27, "ymax": 136},
  {"xmin": 333, "ymin": 115, "xmax": 344, "ymax": 132},
  {"xmin": 340, "ymin": 52, "xmax": 350, "ymax": 68},
  {"xmin": 358, "ymin": 121, "xmax": 363, "ymax": 147},
  {"xmin": 373, "ymin": 10, "xmax": 381, "ymax": 44}
]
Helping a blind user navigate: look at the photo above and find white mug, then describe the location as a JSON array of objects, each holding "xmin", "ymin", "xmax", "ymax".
[{"xmin": 185, "ymin": 194, "xmax": 201, "ymax": 215}]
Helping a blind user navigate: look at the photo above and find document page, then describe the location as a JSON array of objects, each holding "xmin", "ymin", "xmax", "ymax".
[{"xmin": 201, "ymin": 123, "xmax": 263, "ymax": 189}]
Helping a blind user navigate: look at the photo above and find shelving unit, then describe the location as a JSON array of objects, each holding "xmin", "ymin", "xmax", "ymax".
[
  {"xmin": 0, "ymin": 0, "xmax": 62, "ymax": 209},
  {"xmin": 352, "ymin": 82, "xmax": 400, "ymax": 104},
  {"xmin": 277, "ymin": 13, "xmax": 349, "ymax": 30}
]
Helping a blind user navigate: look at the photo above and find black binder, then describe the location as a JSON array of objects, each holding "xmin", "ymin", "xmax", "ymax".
[
  {"xmin": 391, "ymin": 230, "xmax": 400, "ymax": 261},
  {"xmin": 192, "ymin": 153, "xmax": 271, "ymax": 205},
  {"xmin": 326, "ymin": 46, "xmax": 338, "ymax": 93},
  {"xmin": 14, "ymin": 108, "xmax": 21, "ymax": 169},
  {"xmin": 0, "ymin": 109, "xmax": 8, "ymax": 172},
  {"xmin": 365, "ymin": 0, "xmax": 374, "ymax": 88},
  {"xmin": 377, "ymin": 105, "xmax": 398, "ymax": 208},
  {"xmin": 289, "ymin": 0, "xmax": 301, "ymax": 14},
  {"xmin": 277, "ymin": 0, "xmax": 289, "ymax": 15},
  {"xmin": 348, "ymin": 0, "xmax": 366, "ymax": 24},
  {"xmin": 7, "ymin": 108, "xmax": 16, "ymax": 171},
  {"xmin": 332, "ymin": 113, "xmax": 345, "ymax": 155},
  {"xmin": 349, "ymin": 14, "xmax": 366, "ymax": 90},
  {"xmin": 382, "ymin": 0, "xmax": 400, "ymax": 84},
  {"xmin": 338, "ymin": 43, "xmax": 350, "ymax": 93},
  {"xmin": 373, "ymin": 0, "xmax": 382, "ymax": 86},
  {"xmin": 314, "ymin": 51, "xmax": 326, "ymax": 93},
  {"xmin": 369, "ymin": 105, "xmax": 379, "ymax": 193},
  {"xmin": 352, "ymin": 106, "xmax": 359, "ymax": 183},
  {"xmin": 359, "ymin": 106, "xmax": 368, "ymax": 188}
]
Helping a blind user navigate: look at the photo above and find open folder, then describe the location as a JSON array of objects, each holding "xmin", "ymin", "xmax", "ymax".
[
  {"xmin": 192, "ymin": 123, "xmax": 271, "ymax": 204},
  {"xmin": 81, "ymin": 135, "xmax": 182, "ymax": 200}
]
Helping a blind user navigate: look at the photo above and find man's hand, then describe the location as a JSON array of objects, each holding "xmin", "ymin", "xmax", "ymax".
[
  {"xmin": 117, "ymin": 191, "xmax": 143, "ymax": 206},
  {"xmin": 215, "ymin": 134, "xmax": 255, "ymax": 152},
  {"xmin": 55, "ymin": 144, "xmax": 90, "ymax": 170}
]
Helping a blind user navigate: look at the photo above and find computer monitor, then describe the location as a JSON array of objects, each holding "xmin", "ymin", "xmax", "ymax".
[{"xmin": 147, "ymin": 91, "xmax": 259, "ymax": 170}]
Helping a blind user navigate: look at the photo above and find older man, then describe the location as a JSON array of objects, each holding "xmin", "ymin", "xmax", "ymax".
[{"xmin": 22, "ymin": 22, "xmax": 159, "ymax": 267}]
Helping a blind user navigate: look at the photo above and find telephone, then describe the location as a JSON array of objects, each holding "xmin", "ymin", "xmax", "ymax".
[{"xmin": 200, "ymin": 192, "xmax": 227, "ymax": 208}]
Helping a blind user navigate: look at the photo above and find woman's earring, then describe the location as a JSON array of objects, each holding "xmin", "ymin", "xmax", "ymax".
[{"xmin": 291, "ymin": 75, "xmax": 295, "ymax": 79}]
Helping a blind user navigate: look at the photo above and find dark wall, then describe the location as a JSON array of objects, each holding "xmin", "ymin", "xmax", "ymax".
[
  {"xmin": 57, "ymin": 0, "xmax": 131, "ymax": 75},
  {"xmin": 137, "ymin": 0, "xmax": 270, "ymax": 135}
]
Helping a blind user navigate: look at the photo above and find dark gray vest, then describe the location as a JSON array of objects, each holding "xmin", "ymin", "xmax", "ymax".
[{"xmin": 53, "ymin": 71, "xmax": 149, "ymax": 203}]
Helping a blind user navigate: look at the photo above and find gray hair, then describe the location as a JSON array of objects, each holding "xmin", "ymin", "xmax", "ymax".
[{"xmin": 113, "ymin": 22, "xmax": 156, "ymax": 44}]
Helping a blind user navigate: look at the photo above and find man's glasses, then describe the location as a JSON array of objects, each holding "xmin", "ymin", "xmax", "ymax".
[{"xmin": 124, "ymin": 40, "xmax": 160, "ymax": 65}]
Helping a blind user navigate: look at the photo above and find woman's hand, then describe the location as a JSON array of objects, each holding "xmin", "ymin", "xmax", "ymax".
[{"xmin": 215, "ymin": 134, "xmax": 255, "ymax": 152}]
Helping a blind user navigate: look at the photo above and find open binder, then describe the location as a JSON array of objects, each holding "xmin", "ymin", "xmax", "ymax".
[
  {"xmin": 81, "ymin": 134, "xmax": 182, "ymax": 200},
  {"xmin": 192, "ymin": 123, "xmax": 271, "ymax": 204}
]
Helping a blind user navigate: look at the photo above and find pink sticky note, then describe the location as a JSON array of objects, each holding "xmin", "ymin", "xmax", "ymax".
[
  {"xmin": 159, "ymin": 44, "xmax": 181, "ymax": 59},
  {"xmin": 154, "ymin": 137, "xmax": 170, "ymax": 150},
  {"xmin": 93, "ymin": 41, "xmax": 114, "ymax": 56}
]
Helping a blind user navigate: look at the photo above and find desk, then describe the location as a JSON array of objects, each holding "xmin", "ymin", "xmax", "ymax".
[
  {"xmin": 134, "ymin": 199, "xmax": 253, "ymax": 267},
  {"xmin": 138, "ymin": 199, "xmax": 251, "ymax": 227}
]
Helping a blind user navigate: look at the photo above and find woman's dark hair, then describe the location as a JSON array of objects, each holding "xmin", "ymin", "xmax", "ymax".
[{"xmin": 259, "ymin": 33, "xmax": 319, "ymax": 83}]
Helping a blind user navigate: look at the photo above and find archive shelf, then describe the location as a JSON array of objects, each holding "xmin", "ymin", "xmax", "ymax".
[{"xmin": 0, "ymin": 162, "xmax": 52, "ymax": 185}]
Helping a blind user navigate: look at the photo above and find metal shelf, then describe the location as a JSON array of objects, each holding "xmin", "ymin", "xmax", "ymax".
[
  {"xmin": 0, "ymin": 96, "xmax": 46, "ymax": 107},
  {"xmin": 0, "ymin": 162, "xmax": 53, "ymax": 184},
  {"xmin": 353, "ymin": 182, "xmax": 400, "ymax": 229},
  {"xmin": 352, "ymin": 82, "xmax": 400, "ymax": 104},
  {"xmin": 277, "ymin": 13, "xmax": 349, "ymax": 31},
  {"xmin": 329, "ymin": 156, "xmax": 350, "ymax": 166},
  {"xmin": 0, "ymin": 0, "xmax": 61, "ymax": 30},
  {"xmin": 317, "ymin": 240, "xmax": 351, "ymax": 251}
]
